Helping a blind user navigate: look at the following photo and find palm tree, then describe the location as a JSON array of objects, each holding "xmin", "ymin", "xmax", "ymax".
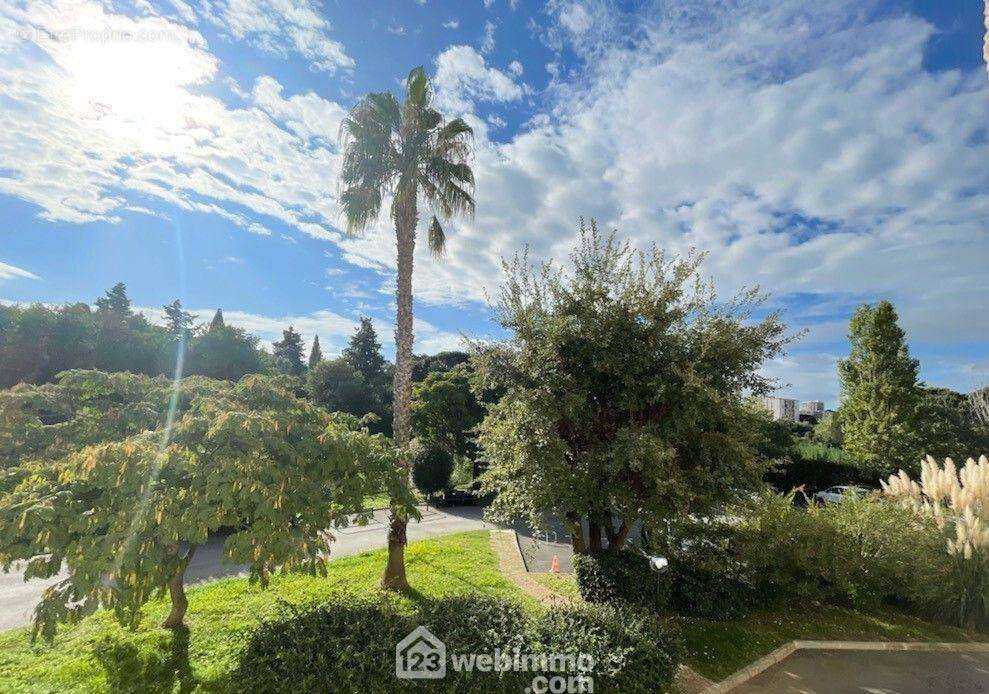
[{"xmin": 339, "ymin": 66, "xmax": 475, "ymax": 589}]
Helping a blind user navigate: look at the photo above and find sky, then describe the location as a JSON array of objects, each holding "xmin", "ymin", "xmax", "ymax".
[{"xmin": 0, "ymin": 0, "xmax": 986, "ymax": 407}]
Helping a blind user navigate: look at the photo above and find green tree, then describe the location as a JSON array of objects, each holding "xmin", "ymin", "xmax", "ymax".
[
  {"xmin": 187, "ymin": 324, "xmax": 264, "ymax": 381},
  {"xmin": 838, "ymin": 301, "xmax": 924, "ymax": 475},
  {"xmin": 0, "ymin": 374, "xmax": 410, "ymax": 638},
  {"xmin": 272, "ymin": 326, "xmax": 305, "ymax": 376},
  {"xmin": 308, "ymin": 335, "xmax": 324, "ymax": 369},
  {"xmin": 918, "ymin": 387, "xmax": 989, "ymax": 460},
  {"xmin": 339, "ymin": 66, "xmax": 475, "ymax": 589},
  {"xmin": 474, "ymin": 221, "xmax": 787, "ymax": 554},
  {"xmin": 208, "ymin": 308, "xmax": 225, "ymax": 331},
  {"xmin": 812, "ymin": 410, "xmax": 843, "ymax": 447},
  {"xmin": 411, "ymin": 350, "xmax": 469, "ymax": 381},
  {"xmin": 343, "ymin": 318, "xmax": 385, "ymax": 382},
  {"xmin": 411, "ymin": 364, "xmax": 484, "ymax": 475},
  {"xmin": 162, "ymin": 300, "xmax": 197, "ymax": 338},
  {"xmin": 95, "ymin": 282, "xmax": 132, "ymax": 315},
  {"xmin": 307, "ymin": 358, "xmax": 375, "ymax": 416}
]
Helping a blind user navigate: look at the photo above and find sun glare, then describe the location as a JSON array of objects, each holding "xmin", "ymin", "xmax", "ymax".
[{"xmin": 48, "ymin": 22, "xmax": 216, "ymax": 149}]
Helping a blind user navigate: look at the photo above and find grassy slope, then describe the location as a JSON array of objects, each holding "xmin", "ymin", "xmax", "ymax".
[
  {"xmin": 533, "ymin": 574, "xmax": 986, "ymax": 682},
  {"xmin": 0, "ymin": 531, "xmax": 526, "ymax": 694}
]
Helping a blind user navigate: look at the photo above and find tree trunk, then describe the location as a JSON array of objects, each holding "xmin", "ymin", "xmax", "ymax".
[
  {"xmin": 606, "ymin": 520, "xmax": 630, "ymax": 552},
  {"xmin": 587, "ymin": 519, "xmax": 603, "ymax": 553},
  {"xmin": 382, "ymin": 190, "xmax": 417, "ymax": 591},
  {"xmin": 162, "ymin": 545, "xmax": 196, "ymax": 629},
  {"xmin": 567, "ymin": 512, "xmax": 586, "ymax": 554}
]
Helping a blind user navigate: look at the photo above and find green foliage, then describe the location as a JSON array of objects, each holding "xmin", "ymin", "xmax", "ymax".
[
  {"xmin": 917, "ymin": 387, "xmax": 989, "ymax": 461},
  {"xmin": 186, "ymin": 323, "xmax": 264, "ymax": 382},
  {"xmin": 765, "ymin": 440, "xmax": 874, "ymax": 494},
  {"xmin": 412, "ymin": 351, "xmax": 470, "ymax": 381},
  {"xmin": 0, "ymin": 373, "xmax": 410, "ymax": 639},
  {"xmin": 838, "ymin": 301, "xmax": 924, "ymax": 475},
  {"xmin": 412, "ymin": 444, "xmax": 455, "ymax": 496},
  {"xmin": 812, "ymin": 410, "xmax": 843, "ymax": 447},
  {"xmin": 232, "ymin": 594, "xmax": 680, "ymax": 694},
  {"xmin": 474, "ymin": 220, "xmax": 788, "ymax": 550},
  {"xmin": 411, "ymin": 364, "xmax": 484, "ymax": 462},
  {"xmin": 306, "ymin": 357, "xmax": 390, "ymax": 435},
  {"xmin": 572, "ymin": 550, "xmax": 669, "ymax": 611},
  {"xmin": 660, "ymin": 491, "xmax": 966, "ymax": 626},
  {"xmin": 307, "ymin": 335, "xmax": 323, "ymax": 369},
  {"xmin": 271, "ymin": 326, "xmax": 305, "ymax": 376},
  {"xmin": 342, "ymin": 317, "xmax": 386, "ymax": 383},
  {"xmin": 0, "ymin": 285, "xmax": 268, "ymax": 389},
  {"xmin": 529, "ymin": 602, "xmax": 681, "ymax": 693}
]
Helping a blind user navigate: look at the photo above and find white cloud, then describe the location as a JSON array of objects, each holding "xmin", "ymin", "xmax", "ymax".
[
  {"xmin": 443, "ymin": 19, "xmax": 459, "ymax": 29},
  {"xmin": 199, "ymin": 0, "xmax": 354, "ymax": 72},
  {"xmin": 0, "ymin": 261, "xmax": 39, "ymax": 281},
  {"xmin": 508, "ymin": 59, "xmax": 523, "ymax": 76},
  {"xmin": 387, "ymin": 24, "xmax": 406, "ymax": 36},
  {"xmin": 433, "ymin": 45, "xmax": 525, "ymax": 114},
  {"xmin": 250, "ymin": 75, "xmax": 347, "ymax": 142},
  {"xmin": 487, "ymin": 114, "xmax": 507, "ymax": 128},
  {"xmin": 0, "ymin": 2, "xmax": 345, "ymax": 238},
  {"xmin": 480, "ymin": 20, "xmax": 496, "ymax": 53}
]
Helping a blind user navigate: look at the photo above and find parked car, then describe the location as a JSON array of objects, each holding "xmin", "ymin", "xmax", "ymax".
[{"xmin": 813, "ymin": 485, "xmax": 871, "ymax": 504}]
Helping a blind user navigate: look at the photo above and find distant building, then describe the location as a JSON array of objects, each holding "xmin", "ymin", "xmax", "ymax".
[
  {"xmin": 800, "ymin": 400, "xmax": 825, "ymax": 416},
  {"xmin": 761, "ymin": 396, "xmax": 798, "ymax": 422}
]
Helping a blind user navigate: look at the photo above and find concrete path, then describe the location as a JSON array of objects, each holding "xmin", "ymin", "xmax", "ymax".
[
  {"xmin": 728, "ymin": 648, "xmax": 989, "ymax": 693},
  {"xmin": 0, "ymin": 505, "xmax": 489, "ymax": 632}
]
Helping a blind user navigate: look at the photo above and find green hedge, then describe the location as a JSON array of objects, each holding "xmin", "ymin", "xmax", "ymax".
[
  {"xmin": 230, "ymin": 594, "xmax": 681, "ymax": 693},
  {"xmin": 572, "ymin": 550, "xmax": 669, "ymax": 612}
]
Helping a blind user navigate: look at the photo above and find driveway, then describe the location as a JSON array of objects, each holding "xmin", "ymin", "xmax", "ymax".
[
  {"xmin": 730, "ymin": 648, "xmax": 989, "ymax": 693},
  {"xmin": 0, "ymin": 505, "xmax": 490, "ymax": 632}
]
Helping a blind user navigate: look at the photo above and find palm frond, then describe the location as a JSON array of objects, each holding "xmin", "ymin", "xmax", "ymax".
[
  {"xmin": 405, "ymin": 67, "xmax": 429, "ymax": 109},
  {"xmin": 427, "ymin": 215, "xmax": 446, "ymax": 257},
  {"xmin": 339, "ymin": 186, "xmax": 383, "ymax": 233},
  {"xmin": 437, "ymin": 118, "xmax": 473, "ymax": 142}
]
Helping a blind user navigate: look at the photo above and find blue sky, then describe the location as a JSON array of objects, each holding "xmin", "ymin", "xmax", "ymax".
[{"xmin": 0, "ymin": 0, "xmax": 986, "ymax": 407}]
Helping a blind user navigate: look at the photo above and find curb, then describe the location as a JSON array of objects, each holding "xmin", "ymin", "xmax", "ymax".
[{"xmin": 703, "ymin": 640, "xmax": 989, "ymax": 693}]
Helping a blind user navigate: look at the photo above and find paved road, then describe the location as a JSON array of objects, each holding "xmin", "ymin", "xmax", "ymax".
[
  {"xmin": 731, "ymin": 649, "xmax": 989, "ymax": 693},
  {"xmin": 0, "ymin": 505, "xmax": 490, "ymax": 632}
]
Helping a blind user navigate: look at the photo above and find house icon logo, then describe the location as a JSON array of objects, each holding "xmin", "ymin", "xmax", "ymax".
[{"xmin": 395, "ymin": 625, "xmax": 446, "ymax": 679}]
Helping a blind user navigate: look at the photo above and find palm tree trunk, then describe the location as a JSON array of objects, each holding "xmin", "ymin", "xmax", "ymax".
[{"xmin": 382, "ymin": 192, "xmax": 417, "ymax": 591}]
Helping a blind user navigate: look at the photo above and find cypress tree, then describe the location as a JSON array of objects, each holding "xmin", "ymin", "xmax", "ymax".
[
  {"xmin": 308, "ymin": 335, "xmax": 323, "ymax": 369},
  {"xmin": 838, "ymin": 301, "xmax": 923, "ymax": 475},
  {"xmin": 343, "ymin": 317, "xmax": 385, "ymax": 382},
  {"xmin": 208, "ymin": 309, "xmax": 225, "ymax": 332}
]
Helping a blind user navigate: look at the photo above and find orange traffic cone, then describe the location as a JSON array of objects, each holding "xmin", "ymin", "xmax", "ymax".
[{"xmin": 550, "ymin": 555, "xmax": 560, "ymax": 574}]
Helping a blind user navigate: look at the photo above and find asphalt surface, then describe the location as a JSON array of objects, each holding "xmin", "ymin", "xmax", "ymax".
[
  {"xmin": 731, "ymin": 649, "xmax": 989, "ymax": 693},
  {"xmin": 0, "ymin": 505, "xmax": 490, "ymax": 632}
]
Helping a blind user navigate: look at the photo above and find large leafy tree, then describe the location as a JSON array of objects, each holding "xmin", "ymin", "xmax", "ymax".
[
  {"xmin": 411, "ymin": 364, "xmax": 484, "ymax": 475},
  {"xmin": 339, "ymin": 66, "xmax": 475, "ymax": 589},
  {"xmin": 838, "ymin": 301, "xmax": 924, "ymax": 475},
  {"xmin": 0, "ymin": 374, "xmax": 409, "ymax": 638},
  {"xmin": 473, "ymin": 221, "xmax": 788, "ymax": 554},
  {"xmin": 187, "ymin": 322, "xmax": 264, "ymax": 382},
  {"xmin": 307, "ymin": 357, "xmax": 379, "ymax": 421}
]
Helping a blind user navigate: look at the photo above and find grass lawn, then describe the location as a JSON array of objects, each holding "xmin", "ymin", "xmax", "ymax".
[
  {"xmin": 530, "ymin": 573, "xmax": 987, "ymax": 682},
  {"xmin": 0, "ymin": 530, "xmax": 528, "ymax": 694},
  {"xmin": 532, "ymin": 573, "xmax": 582, "ymax": 601}
]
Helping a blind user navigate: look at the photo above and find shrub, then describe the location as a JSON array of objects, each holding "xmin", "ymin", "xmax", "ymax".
[
  {"xmin": 232, "ymin": 594, "xmax": 681, "ymax": 693},
  {"xmin": 882, "ymin": 456, "xmax": 989, "ymax": 629},
  {"xmin": 661, "ymin": 521, "xmax": 756, "ymax": 618},
  {"xmin": 572, "ymin": 550, "xmax": 668, "ymax": 611},
  {"xmin": 530, "ymin": 602, "xmax": 680, "ymax": 693},
  {"xmin": 412, "ymin": 444, "xmax": 455, "ymax": 496},
  {"xmin": 231, "ymin": 598, "xmax": 413, "ymax": 693}
]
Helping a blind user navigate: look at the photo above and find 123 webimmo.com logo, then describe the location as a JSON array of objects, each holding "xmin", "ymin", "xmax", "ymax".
[{"xmin": 395, "ymin": 625, "xmax": 594, "ymax": 692}]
